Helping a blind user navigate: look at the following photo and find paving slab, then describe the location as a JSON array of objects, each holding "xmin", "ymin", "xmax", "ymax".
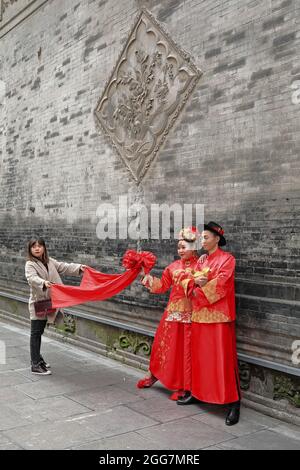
[
  {"xmin": 71, "ymin": 431, "xmax": 175, "ymax": 450},
  {"xmin": 67, "ymin": 405, "xmax": 159, "ymax": 438},
  {"xmin": 192, "ymin": 407, "xmax": 268, "ymax": 437},
  {"xmin": 2, "ymin": 419, "xmax": 103, "ymax": 450},
  {"xmin": 66, "ymin": 384, "xmax": 144, "ymax": 411},
  {"xmin": 217, "ymin": 429, "xmax": 300, "ymax": 450},
  {"xmin": 137, "ymin": 417, "xmax": 234, "ymax": 450},
  {"xmin": 126, "ymin": 396, "xmax": 208, "ymax": 423}
]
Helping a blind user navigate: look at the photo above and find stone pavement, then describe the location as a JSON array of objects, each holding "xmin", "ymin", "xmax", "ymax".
[{"xmin": 0, "ymin": 320, "xmax": 300, "ymax": 451}]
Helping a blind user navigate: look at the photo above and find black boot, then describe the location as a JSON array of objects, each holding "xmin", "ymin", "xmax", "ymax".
[
  {"xmin": 225, "ymin": 401, "xmax": 240, "ymax": 426},
  {"xmin": 177, "ymin": 391, "xmax": 196, "ymax": 405}
]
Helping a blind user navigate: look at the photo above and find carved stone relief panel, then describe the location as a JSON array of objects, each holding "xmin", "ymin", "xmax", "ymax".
[
  {"xmin": 274, "ymin": 375, "xmax": 300, "ymax": 408},
  {"xmin": 0, "ymin": 0, "xmax": 47, "ymax": 37},
  {"xmin": 117, "ymin": 332, "xmax": 152, "ymax": 357},
  {"xmin": 1, "ymin": 0, "xmax": 27, "ymax": 23},
  {"xmin": 1, "ymin": 0, "xmax": 18, "ymax": 19},
  {"xmin": 95, "ymin": 8, "xmax": 202, "ymax": 183}
]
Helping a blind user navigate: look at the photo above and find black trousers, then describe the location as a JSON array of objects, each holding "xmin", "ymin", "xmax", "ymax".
[
  {"xmin": 228, "ymin": 369, "xmax": 241, "ymax": 410},
  {"xmin": 228, "ymin": 400, "xmax": 241, "ymax": 410},
  {"xmin": 30, "ymin": 319, "xmax": 47, "ymax": 365}
]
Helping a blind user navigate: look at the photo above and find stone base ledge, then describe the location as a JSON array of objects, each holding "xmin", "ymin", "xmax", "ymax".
[{"xmin": 242, "ymin": 392, "xmax": 300, "ymax": 427}]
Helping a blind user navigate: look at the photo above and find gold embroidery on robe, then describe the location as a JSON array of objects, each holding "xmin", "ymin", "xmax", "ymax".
[
  {"xmin": 167, "ymin": 298, "xmax": 192, "ymax": 312},
  {"xmin": 193, "ymin": 267, "xmax": 210, "ymax": 279},
  {"xmin": 172, "ymin": 268, "xmax": 194, "ymax": 285},
  {"xmin": 181, "ymin": 278, "xmax": 191, "ymax": 297},
  {"xmin": 157, "ymin": 321, "xmax": 172, "ymax": 368},
  {"xmin": 166, "ymin": 311, "xmax": 192, "ymax": 323},
  {"xmin": 192, "ymin": 308, "xmax": 230, "ymax": 323},
  {"xmin": 165, "ymin": 298, "xmax": 192, "ymax": 323},
  {"xmin": 149, "ymin": 276, "xmax": 163, "ymax": 293},
  {"xmin": 180, "ymin": 267, "xmax": 211, "ymax": 296},
  {"xmin": 201, "ymin": 278, "xmax": 220, "ymax": 304}
]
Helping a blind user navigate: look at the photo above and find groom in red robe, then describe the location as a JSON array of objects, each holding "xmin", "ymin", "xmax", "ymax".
[{"xmin": 178, "ymin": 221, "xmax": 241, "ymax": 426}]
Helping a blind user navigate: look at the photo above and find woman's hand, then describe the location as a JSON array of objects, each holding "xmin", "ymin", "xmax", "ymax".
[
  {"xmin": 141, "ymin": 274, "xmax": 152, "ymax": 288},
  {"xmin": 199, "ymin": 254, "xmax": 208, "ymax": 264},
  {"xmin": 44, "ymin": 281, "xmax": 52, "ymax": 289},
  {"xmin": 80, "ymin": 265, "xmax": 87, "ymax": 272},
  {"xmin": 139, "ymin": 267, "xmax": 146, "ymax": 278},
  {"xmin": 194, "ymin": 277, "xmax": 208, "ymax": 287}
]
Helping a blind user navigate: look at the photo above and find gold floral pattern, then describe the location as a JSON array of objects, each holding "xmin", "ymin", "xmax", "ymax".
[
  {"xmin": 179, "ymin": 267, "xmax": 210, "ymax": 296},
  {"xmin": 181, "ymin": 278, "xmax": 192, "ymax": 297},
  {"xmin": 172, "ymin": 268, "xmax": 193, "ymax": 285},
  {"xmin": 166, "ymin": 298, "xmax": 192, "ymax": 323},
  {"xmin": 166, "ymin": 311, "xmax": 192, "ymax": 323},
  {"xmin": 145, "ymin": 256, "xmax": 198, "ymax": 323},
  {"xmin": 201, "ymin": 278, "xmax": 220, "ymax": 304},
  {"xmin": 157, "ymin": 320, "xmax": 172, "ymax": 368},
  {"xmin": 192, "ymin": 308, "xmax": 230, "ymax": 323},
  {"xmin": 149, "ymin": 276, "xmax": 164, "ymax": 293}
]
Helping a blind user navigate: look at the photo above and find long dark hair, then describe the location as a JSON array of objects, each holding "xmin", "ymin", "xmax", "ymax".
[{"xmin": 27, "ymin": 237, "xmax": 49, "ymax": 264}]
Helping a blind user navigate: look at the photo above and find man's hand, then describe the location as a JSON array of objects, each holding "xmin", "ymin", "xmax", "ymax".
[
  {"xmin": 199, "ymin": 254, "xmax": 208, "ymax": 264},
  {"xmin": 194, "ymin": 277, "xmax": 208, "ymax": 287},
  {"xmin": 80, "ymin": 265, "xmax": 87, "ymax": 272},
  {"xmin": 44, "ymin": 281, "xmax": 52, "ymax": 289}
]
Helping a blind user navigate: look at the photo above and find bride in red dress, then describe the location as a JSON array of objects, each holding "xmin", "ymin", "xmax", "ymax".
[{"xmin": 136, "ymin": 227, "xmax": 200, "ymax": 400}]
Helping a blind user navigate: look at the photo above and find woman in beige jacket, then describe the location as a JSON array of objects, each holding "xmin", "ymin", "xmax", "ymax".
[{"xmin": 25, "ymin": 237, "xmax": 86, "ymax": 375}]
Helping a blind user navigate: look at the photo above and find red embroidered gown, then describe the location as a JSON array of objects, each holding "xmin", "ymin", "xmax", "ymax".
[
  {"xmin": 145, "ymin": 256, "xmax": 198, "ymax": 392},
  {"xmin": 186, "ymin": 248, "xmax": 241, "ymax": 404}
]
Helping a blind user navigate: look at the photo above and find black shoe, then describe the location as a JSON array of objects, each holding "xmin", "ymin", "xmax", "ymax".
[
  {"xmin": 177, "ymin": 392, "xmax": 196, "ymax": 405},
  {"xmin": 31, "ymin": 362, "xmax": 52, "ymax": 376},
  {"xmin": 40, "ymin": 356, "xmax": 51, "ymax": 369},
  {"xmin": 225, "ymin": 407, "xmax": 240, "ymax": 426}
]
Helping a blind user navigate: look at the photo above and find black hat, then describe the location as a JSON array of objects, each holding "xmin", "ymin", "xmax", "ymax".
[{"xmin": 203, "ymin": 221, "xmax": 226, "ymax": 246}]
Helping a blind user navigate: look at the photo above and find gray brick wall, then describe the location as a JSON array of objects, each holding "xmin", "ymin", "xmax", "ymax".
[{"xmin": 0, "ymin": 0, "xmax": 299, "ymax": 367}]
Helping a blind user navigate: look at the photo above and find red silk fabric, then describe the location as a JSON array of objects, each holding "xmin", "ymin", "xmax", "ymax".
[
  {"xmin": 149, "ymin": 310, "xmax": 192, "ymax": 392},
  {"xmin": 191, "ymin": 322, "xmax": 241, "ymax": 404},
  {"xmin": 50, "ymin": 250, "xmax": 156, "ymax": 309}
]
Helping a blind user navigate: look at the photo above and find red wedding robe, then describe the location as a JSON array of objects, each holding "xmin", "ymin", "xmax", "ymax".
[
  {"xmin": 186, "ymin": 248, "xmax": 241, "ymax": 404},
  {"xmin": 145, "ymin": 256, "xmax": 198, "ymax": 392}
]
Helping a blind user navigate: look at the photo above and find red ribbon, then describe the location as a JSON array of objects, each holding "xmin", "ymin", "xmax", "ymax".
[
  {"xmin": 212, "ymin": 226, "xmax": 224, "ymax": 236},
  {"xmin": 50, "ymin": 250, "xmax": 157, "ymax": 309}
]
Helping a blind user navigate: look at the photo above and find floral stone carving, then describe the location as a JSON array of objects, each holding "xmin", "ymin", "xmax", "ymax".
[
  {"xmin": 1, "ymin": 0, "xmax": 18, "ymax": 20},
  {"xmin": 274, "ymin": 375, "xmax": 300, "ymax": 408},
  {"xmin": 63, "ymin": 313, "xmax": 76, "ymax": 334},
  {"xmin": 95, "ymin": 8, "xmax": 202, "ymax": 182},
  {"xmin": 118, "ymin": 332, "xmax": 152, "ymax": 356}
]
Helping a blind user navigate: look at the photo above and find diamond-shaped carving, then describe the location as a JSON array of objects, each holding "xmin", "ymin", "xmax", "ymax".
[{"xmin": 95, "ymin": 8, "xmax": 202, "ymax": 182}]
